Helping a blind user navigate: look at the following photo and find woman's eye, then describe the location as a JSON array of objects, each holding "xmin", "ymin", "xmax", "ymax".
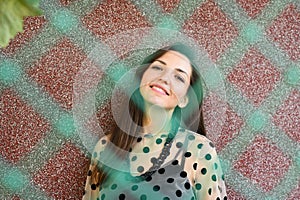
[
  {"xmin": 175, "ymin": 75, "xmax": 185, "ymax": 83},
  {"xmin": 151, "ymin": 66, "xmax": 162, "ymax": 70}
]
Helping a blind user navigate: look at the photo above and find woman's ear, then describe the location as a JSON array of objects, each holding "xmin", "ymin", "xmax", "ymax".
[{"xmin": 178, "ymin": 96, "xmax": 189, "ymax": 108}]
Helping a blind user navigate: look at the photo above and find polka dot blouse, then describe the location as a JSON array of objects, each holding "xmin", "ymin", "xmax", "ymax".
[{"xmin": 83, "ymin": 128, "xmax": 227, "ymax": 200}]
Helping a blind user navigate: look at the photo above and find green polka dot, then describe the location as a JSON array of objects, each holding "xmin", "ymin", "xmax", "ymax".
[
  {"xmin": 51, "ymin": 9, "xmax": 78, "ymax": 33},
  {"xmin": 101, "ymin": 194, "xmax": 105, "ymax": 200},
  {"xmin": 285, "ymin": 66, "xmax": 300, "ymax": 85},
  {"xmin": 0, "ymin": 60, "xmax": 22, "ymax": 85},
  {"xmin": 197, "ymin": 143, "xmax": 203, "ymax": 149},
  {"xmin": 214, "ymin": 163, "xmax": 218, "ymax": 169},
  {"xmin": 111, "ymin": 184, "xmax": 117, "ymax": 190},
  {"xmin": 248, "ymin": 110, "xmax": 268, "ymax": 131},
  {"xmin": 137, "ymin": 166, "xmax": 144, "ymax": 172},
  {"xmin": 140, "ymin": 194, "xmax": 147, "ymax": 200},
  {"xmin": 131, "ymin": 185, "xmax": 138, "ymax": 191},
  {"xmin": 241, "ymin": 22, "xmax": 263, "ymax": 44},
  {"xmin": 212, "ymin": 174, "xmax": 217, "ymax": 181},
  {"xmin": 188, "ymin": 134, "xmax": 195, "ymax": 140},
  {"xmin": 156, "ymin": 138, "xmax": 162, "ymax": 144},
  {"xmin": 176, "ymin": 142, "xmax": 183, "ymax": 148},
  {"xmin": 153, "ymin": 185, "xmax": 160, "ymax": 191},
  {"xmin": 93, "ymin": 152, "xmax": 97, "ymax": 158},
  {"xmin": 205, "ymin": 154, "xmax": 212, "ymax": 160},
  {"xmin": 131, "ymin": 156, "xmax": 137, "ymax": 161},
  {"xmin": 55, "ymin": 113, "xmax": 75, "ymax": 137},
  {"xmin": 1, "ymin": 168, "xmax": 28, "ymax": 192},
  {"xmin": 195, "ymin": 183, "xmax": 202, "ymax": 190},
  {"xmin": 143, "ymin": 147, "xmax": 150, "ymax": 153}
]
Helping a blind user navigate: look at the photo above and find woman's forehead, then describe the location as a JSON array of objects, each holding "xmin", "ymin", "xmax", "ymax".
[
  {"xmin": 161, "ymin": 50, "xmax": 191, "ymax": 63},
  {"xmin": 155, "ymin": 50, "xmax": 192, "ymax": 76}
]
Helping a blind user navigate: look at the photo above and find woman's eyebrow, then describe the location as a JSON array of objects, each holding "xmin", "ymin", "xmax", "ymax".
[
  {"xmin": 155, "ymin": 59, "xmax": 166, "ymax": 65},
  {"xmin": 154, "ymin": 59, "xmax": 189, "ymax": 76},
  {"xmin": 176, "ymin": 68, "xmax": 188, "ymax": 76}
]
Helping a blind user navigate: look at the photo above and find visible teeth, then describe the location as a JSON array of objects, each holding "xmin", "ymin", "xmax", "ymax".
[{"xmin": 152, "ymin": 86, "xmax": 166, "ymax": 94}]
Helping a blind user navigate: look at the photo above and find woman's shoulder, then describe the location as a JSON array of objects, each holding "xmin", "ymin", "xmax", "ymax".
[
  {"xmin": 177, "ymin": 128, "xmax": 217, "ymax": 157},
  {"xmin": 93, "ymin": 134, "xmax": 110, "ymax": 153},
  {"xmin": 178, "ymin": 128, "xmax": 212, "ymax": 144}
]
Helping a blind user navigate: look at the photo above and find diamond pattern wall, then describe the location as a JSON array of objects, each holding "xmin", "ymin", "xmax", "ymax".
[
  {"xmin": 0, "ymin": 16, "xmax": 47, "ymax": 56},
  {"xmin": 233, "ymin": 136, "xmax": 292, "ymax": 192},
  {"xmin": 32, "ymin": 143, "xmax": 89, "ymax": 199},
  {"xmin": 0, "ymin": 89, "xmax": 50, "ymax": 164},
  {"xmin": 156, "ymin": 0, "xmax": 181, "ymax": 13},
  {"xmin": 273, "ymin": 89, "xmax": 300, "ymax": 142},
  {"xmin": 27, "ymin": 38, "xmax": 88, "ymax": 110},
  {"xmin": 227, "ymin": 47, "xmax": 281, "ymax": 106},
  {"xmin": 236, "ymin": 0, "xmax": 270, "ymax": 18},
  {"xmin": 183, "ymin": 0, "xmax": 239, "ymax": 61},
  {"xmin": 0, "ymin": 0, "xmax": 299, "ymax": 199},
  {"xmin": 266, "ymin": 4, "xmax": 300, "ymax": 61}
]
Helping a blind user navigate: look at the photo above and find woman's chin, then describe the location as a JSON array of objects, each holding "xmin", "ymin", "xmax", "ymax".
[{"xmin": 145, "ymin": 101, "xmax": 176, "ymax": 111}]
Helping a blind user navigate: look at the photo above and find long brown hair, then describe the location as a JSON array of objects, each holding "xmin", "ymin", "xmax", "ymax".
[{"xmin": 91, "ymin": 43, "xmax": 206, "ymax": 186}]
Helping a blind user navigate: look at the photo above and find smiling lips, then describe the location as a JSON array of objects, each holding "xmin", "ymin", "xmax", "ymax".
[{"xmin": 150, "ymin": 84, "xmax": 170, "ymax": 96}]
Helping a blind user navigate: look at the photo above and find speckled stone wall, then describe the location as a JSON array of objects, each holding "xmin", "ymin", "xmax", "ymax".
[{"xmin": 0, "ymin": 0, "xmax": 299, "ymax": 199}]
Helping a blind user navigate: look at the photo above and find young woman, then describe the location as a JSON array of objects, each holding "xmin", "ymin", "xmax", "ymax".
[{"xmin": 82, "ymin": 44, "xmax": 227, "ymax": 200}]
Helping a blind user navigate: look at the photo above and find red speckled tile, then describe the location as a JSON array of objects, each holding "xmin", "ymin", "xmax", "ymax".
[
  {"xmin": 73, "ymin": 62, "xmax": 104, "ymax": 104},
  {"xmin": 105, "ymin": 28, "xmax": 150, "ymax": 59},
  {"xmin": 236, "ymin": 0, "xmax": 270, "ymax": 18},
  {"xmin": 11, "ymin": 195, "xmax": 22, "ymax": 200},
  {"xmin": 27, "ymin": 38, "xmax": 88, "ymax": 110},
  {"xmin": 155, "ymin": 0, "xmax": 181, "ymax": 13},
  {"xmin": 0, "ymin": 16, "xmax": 47, "ymax": 56},
  {"xmin": 60, "ymin": 0, "xmax": 78, "ymax": 6},
  {"xmin": 227, "ymin": 47, "xmax": 281, "ymax": 106},
  {"xmin": 182, "ymin": 0, "xmax": 238, "ymax": 62},
  {"xmin": 216, "ymin": 105, "xmax": 244, "ymax": 151},
  {"xmin": 287, "ymin": 181, "xmax": 300, "ymax": 200},
  {"xmin": 32, "ymin": 143, "xmax": 89, "ymax": 199},
  {"xmin": 226, "ymin": 185, "xmax": 247, "ymax": 200},
  {"xmin": 203, "ymin": 93, "xmax": 244, "ymax": 151},
  {"xmin": 266, "ymin": 4, "xmax": 300, "ymax": 61},
  {"xmin": 75, "ymin": 103, "xmax": 114, "ymax": 141},
  {"xmin": 96, "ymin": 100, "xmax": 115, "ymax": 135},
  {"xmin": 0, "ymin": 89, "xmax": 51, "ymax": 163},
  {"xmin": 80, "ymin": 91, "xmax": 125, "ymax": 141},
  {"xmin": 233, "ymin": 136, "xmax": 292, "ymax": 192},
  {"xmin": 83, "ymin": 112, "xmax": 105, "ymax": 138},
  {"xmin": 82, "ymin": 0, "xmax": 150, "ymax": 39},
  {"xmin": 82, "ymin": 0, "xmax": 151, "ymax": 58},
  {"xmin": 272, "ymin": 89, "xmax": 300, "ymax": 143}
]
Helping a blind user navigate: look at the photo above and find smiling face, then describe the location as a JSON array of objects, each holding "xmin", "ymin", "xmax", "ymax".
[{"xmin": 140, "ymin": 50, "xmax": 192, "ymax": 111}]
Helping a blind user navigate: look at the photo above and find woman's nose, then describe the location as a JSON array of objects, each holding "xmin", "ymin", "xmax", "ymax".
[{"xmin": 158, "ymin": 72, "xmax": 171, "ymax": 85}]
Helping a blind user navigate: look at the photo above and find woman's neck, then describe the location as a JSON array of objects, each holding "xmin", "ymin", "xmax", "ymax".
[{"xmin": 142, "ymin": 104, "xmax": 174, "ymax": 135}]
